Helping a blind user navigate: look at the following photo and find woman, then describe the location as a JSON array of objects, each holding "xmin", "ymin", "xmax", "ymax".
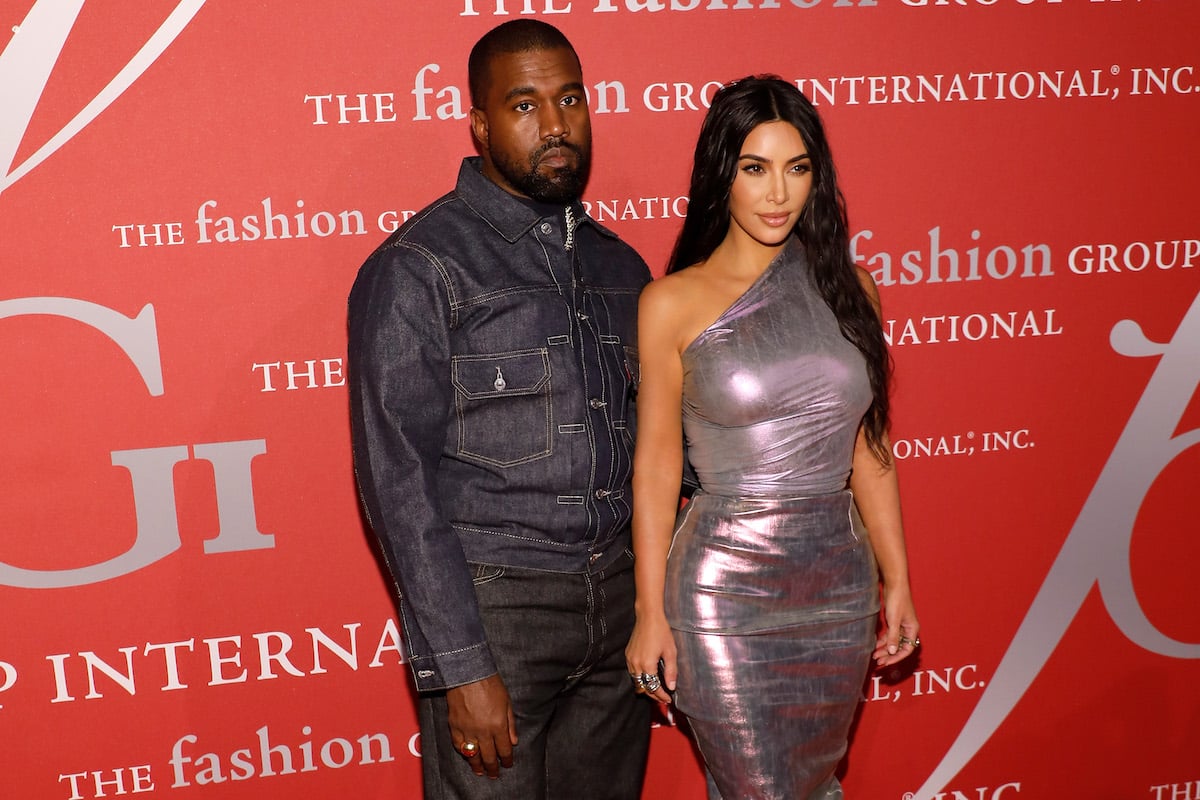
[{"xmin": 626, "ymin": 76, "xmax": 919, "ymax": 799}]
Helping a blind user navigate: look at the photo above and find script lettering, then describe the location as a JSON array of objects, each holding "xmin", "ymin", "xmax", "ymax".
[
  {"xmin": 914, "ymin": 289, "xmax": 1200, "ymax": 798},
  {"xmin": 0, "ymin": 0, "xmax": 205, "ymax": 197}
]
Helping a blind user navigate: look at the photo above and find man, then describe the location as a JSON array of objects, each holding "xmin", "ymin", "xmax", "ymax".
[{"xmin": 348, "ymin": 20, "xmax": 651, "ymax": 800}]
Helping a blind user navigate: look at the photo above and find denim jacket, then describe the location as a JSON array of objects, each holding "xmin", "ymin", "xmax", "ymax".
[{"xmin": 348, "ymin": 158, "xmax": 650, "ymax": 692}]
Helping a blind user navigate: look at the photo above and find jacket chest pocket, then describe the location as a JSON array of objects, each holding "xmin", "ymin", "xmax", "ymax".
[{"xmin": 451, "ymin": 349, "xmax": 553, "ymax": 467}]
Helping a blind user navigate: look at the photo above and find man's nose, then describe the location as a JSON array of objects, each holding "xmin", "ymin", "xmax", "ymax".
[{"xmin": 540, "ymin": 105, "xmax": 567, "ymax": 139}]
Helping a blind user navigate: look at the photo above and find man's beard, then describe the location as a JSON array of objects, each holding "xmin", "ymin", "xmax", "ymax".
[{"xmin": 492, "ymin": 138, "xmax": 591, "ymax": 204}]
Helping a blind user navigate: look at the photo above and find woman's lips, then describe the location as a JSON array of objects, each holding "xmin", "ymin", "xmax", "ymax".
[{"xmin": 758, "ymin": 212, "xmax": 792, "ymax": 227}]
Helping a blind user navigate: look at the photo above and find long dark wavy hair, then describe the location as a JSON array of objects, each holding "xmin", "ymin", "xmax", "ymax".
[{"xmin": 668, "ymin": 75, "xmax": 892, "ymax": 462}]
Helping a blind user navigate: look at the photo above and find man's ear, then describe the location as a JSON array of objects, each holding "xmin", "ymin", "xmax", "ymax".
[{"xmin": 470, "ymin": 107, "xmax": 488, "ymax": 149}]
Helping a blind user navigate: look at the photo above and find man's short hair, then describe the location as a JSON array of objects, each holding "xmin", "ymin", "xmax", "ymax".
[{"xmin": 468, "ymin": 20, "xmax": 580, "ymax": 109}]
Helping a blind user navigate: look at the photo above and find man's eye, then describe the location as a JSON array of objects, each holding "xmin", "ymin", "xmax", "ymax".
[{"xmin": 515, "ymin": 102, "xmax": 534, "ymax": 112}]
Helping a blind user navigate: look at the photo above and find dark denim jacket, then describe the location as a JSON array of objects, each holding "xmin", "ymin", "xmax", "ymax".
[{"xmin": 348, "ymin": 158, "xmax": 650, "ymax": 692}]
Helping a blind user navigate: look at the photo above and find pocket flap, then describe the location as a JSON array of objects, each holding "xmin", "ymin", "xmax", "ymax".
[{"xmin": 452, "ymin": 350, "xmax": 550, "ymax": 400}]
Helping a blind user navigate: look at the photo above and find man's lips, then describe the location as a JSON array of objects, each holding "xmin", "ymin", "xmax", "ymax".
[{"xmin": 535, "ymin": 144, "xmax": 577, "ymax": 169}]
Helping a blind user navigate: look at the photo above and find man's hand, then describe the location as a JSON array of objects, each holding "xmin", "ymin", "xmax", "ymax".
[{"xmin": 446, "ymin": 674, "xmax": 518, "ymax": 778}]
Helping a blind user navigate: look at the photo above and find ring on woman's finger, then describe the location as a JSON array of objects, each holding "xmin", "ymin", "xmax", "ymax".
[
  {"xmin": 899, "ymin": 636, "xmax": 921, "ymax": 648},
  {"xmin": 458, "ymin": 741, "xmax": 479, "ymax": 758},
  {"xmin": 630, "ymin": 673, "xmax": 646, "ymax": 690},
  {"xmin": 639, "ymin": 672, "xmax": 660, "ymax": 692}
]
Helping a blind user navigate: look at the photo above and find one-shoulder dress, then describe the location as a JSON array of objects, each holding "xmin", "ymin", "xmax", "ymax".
[{"xmin": 664, "ymin": 238, "xmax": 880, "ymax": 800}]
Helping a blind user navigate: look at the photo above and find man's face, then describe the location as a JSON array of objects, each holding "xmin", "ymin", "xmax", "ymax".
[{"xmin": 470, "ymin": 47, "xmax": 592, "ymax": 204}]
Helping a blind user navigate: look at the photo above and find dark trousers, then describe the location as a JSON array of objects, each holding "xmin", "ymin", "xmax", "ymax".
[{"xmin": 418, "ymin": 551, "xmax": 650, "ymax": 799}]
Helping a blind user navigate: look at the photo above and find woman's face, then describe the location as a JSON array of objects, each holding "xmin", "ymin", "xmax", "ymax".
[{"xmin": 726, "ymin": 120, "xmax": 813, "ymax": 249}]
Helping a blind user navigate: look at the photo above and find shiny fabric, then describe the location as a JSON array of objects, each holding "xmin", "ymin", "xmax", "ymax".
[
  {"xmin": 679, "ymin": 239, "xmax": 870, "ymax": 499},
  {"xmin": 664, "ymin": 240, "xmax": 879, "ymax": 799}
]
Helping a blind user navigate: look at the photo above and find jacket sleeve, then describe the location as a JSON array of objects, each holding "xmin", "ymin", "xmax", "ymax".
[{"xmin": 347, "ymin": 241, "xmax": 497, "ymax": 693}]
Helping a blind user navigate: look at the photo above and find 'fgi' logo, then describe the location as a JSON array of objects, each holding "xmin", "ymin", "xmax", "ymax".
[{"xmin": 0, "ymin": 298, "xmax": 273, "ymax": 589}]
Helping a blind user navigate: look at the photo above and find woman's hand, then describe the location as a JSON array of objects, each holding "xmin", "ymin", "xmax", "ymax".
[
  {"xmin": 873, "ymin": 582, "xmax": 919, "ymax": 667},
  {"xmin": 625, "ymin": 613, "xmax": 677, "ymax": 704}
]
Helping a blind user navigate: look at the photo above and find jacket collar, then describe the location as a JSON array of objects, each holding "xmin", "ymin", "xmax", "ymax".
[{"xmin": 455, "ymin": 156, "xmax": 616, "ymax": 244}]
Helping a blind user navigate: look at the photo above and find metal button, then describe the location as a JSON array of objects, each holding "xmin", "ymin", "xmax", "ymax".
[
  {"xmin": 576, "ymin": 311, "xmax": 589, "ymax": 321},
  {"xmin": 595, "ymin": 489, "xmax": 611, "ymax": 499},
  {"xmin": 589, "ymin": 398, "xmax": 607, "ymax": 409},
  {"xmin": 540, "ymin": 222, "xmax": 553, "ymax": 234}
]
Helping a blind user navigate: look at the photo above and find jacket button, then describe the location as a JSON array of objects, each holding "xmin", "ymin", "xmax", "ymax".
[
  {"xmin": 595, "ymin": 489, "xmax": 611, "ymax": 499},
  {"xmin": 540, "ymin": 222, "xmax": 553, "ymax": 234},
  {"xmin": 589, "ymin": 398, "xmax": 607, "ymax": 409}
]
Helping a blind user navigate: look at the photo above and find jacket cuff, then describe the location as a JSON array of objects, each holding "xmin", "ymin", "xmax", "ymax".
[{"xmin": 409, "ymin": 641, "xmax": 498, "ymax": 693}]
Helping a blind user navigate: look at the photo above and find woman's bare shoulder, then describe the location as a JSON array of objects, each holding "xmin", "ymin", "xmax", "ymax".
[
  {"xmin": 640, "ymin": 265, "xmax": 730, "ymax": 354},
  {"xmin": 639, "ymin": 268, "xmax": 708, "ymax": 315}
]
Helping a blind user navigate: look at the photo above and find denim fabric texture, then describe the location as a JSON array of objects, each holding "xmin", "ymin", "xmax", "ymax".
[
  {"xmin": 348, "ymin": 157, "xmax": 650, "ymax": 692},
  {"xmin": 418, "ymin": 554, "xmax": 650, "ymax": 799}
]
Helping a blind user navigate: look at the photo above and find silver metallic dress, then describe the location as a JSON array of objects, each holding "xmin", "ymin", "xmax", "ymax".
[{"xmin": 664, "ymin": 239, "xmax": 880, "ymax": 800}]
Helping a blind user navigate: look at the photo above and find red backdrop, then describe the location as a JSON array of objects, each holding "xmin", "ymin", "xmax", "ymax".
[{"xmin": 2, "ymin": 1, "xmax": 1198, "ymax": 798}]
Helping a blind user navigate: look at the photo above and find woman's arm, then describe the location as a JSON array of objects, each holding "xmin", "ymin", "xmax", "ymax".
[
  {"xmin": 852, "ymin": 266, "xmax": 919, "ymax": 667},
  {"xmin": 626, "ymin": 278, "xmax": 688, "ymax": 703},
  {"xmin": 850, "ymin": 431, "xmax": 919, "ymax": 667}
]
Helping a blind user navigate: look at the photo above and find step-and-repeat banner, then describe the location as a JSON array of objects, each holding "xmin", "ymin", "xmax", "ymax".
[{"xmin": 2, "ymin": 1, "xmax": 1197, "ymax": 798}]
